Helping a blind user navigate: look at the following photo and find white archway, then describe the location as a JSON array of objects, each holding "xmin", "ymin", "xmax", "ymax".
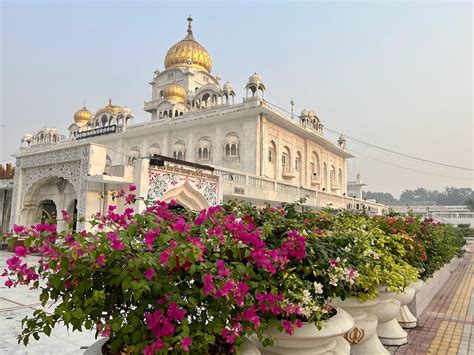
[
  {"xmin": 19, "ymin": 176, "xmax": 77, "ymax": 230},
  {"xmin": 161, "ymin": 181, "xmax": 210, "ymax": 211}
]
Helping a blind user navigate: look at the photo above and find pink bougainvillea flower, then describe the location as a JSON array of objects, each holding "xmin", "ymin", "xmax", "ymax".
[
  {"xmin": 13, "ymin": 224, "xmax": 25, "ymax": 234},
  {"xmin": 166, "ymin": 302, "xmax": 186, "ymax": 321},
  {"xmin": 61, "ymin": 210, "xmax": 71, "ymax": 222},
  {"xmin": 144, "ymin": 267, "xmax": 155, "ymax": 281},
  {"xmin": 125, "ymin": 193, "xmax": 136, "ymax": 205},
  {"xmin": 128, "ymin": 184, "xmax": 137, "ymax": 191},
  {"xmin": 15, "ymin": 246, "xmax": 27, "ymax": 258},
  {"xmin": 180, "ymin": 337, "xmax": 192, "ymax": 352},
  {"xmin": 216, "ymin": 260, "xmax": 225, "ymax": 269},
  {"xmin": 144, "ymin": 227, "xmax": 160, "ymax": 251},
  {"xmin": 5, "ymin": 278, "xmax": 13, "ymax": 288},
  {"xmin": 282, "ymin": 319, "xmax": 294, "ymax": 335},
  {"xmin": 96, "ymin": 255, "xmax": 106, "ymax": 267},
  {"xmin": 202, "ymin": 274, "xmax": 215, "ymax": 296}
]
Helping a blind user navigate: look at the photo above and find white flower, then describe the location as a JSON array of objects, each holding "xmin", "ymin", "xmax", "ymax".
[
  {"xmin": 329, "ymin": 275, "xmax": 339, "ymax": 286},
  {"xmin": 344, "ymin": 246, "xmax": 351, "ymax": 252},
  {"xmin": 301, "ymin": 307, "xmax": 312, "ymax": 318},
  {"xmin": 372, "ymin": 252, "xmax": 380, "ymax": 260},
  {"xmin": 302, "ymin": 289, "xmax": 311, "ymax": 304},
  {"xmin": 313, "ymin": 282, "xmax": 324, "ymax": 295}
]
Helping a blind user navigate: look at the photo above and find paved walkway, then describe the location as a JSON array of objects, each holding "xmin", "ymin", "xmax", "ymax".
[
  {"xmin": 0, "ymin": 251, "xmax": 96, "ymax": 354},
  {"xmin": 394, "ymin": 245, "xmax": 474, "ymax": 355}
]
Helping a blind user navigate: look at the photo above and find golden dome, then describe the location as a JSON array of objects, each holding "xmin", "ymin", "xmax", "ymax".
[
  {"xmin": 163, "ymin": 83, "xmax": 186, "ymax": 101},
  {"xmin": 164, "ymin": 16, "xmax": 212, "ymax": 73},
  {"xmin": 95, "ymin": 99, "xmax": 123, "ymax": 116},
  {"xmin": 74, "ymin": 106, "xmax": 93, "ymax": 125}
]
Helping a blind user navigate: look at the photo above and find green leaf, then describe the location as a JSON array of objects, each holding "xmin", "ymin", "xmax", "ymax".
[{"xmin": 44, "ymin": 325, "xmax": 51, "ymax": 337}]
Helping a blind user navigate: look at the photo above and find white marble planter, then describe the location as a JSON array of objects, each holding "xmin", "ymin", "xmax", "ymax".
[
  {"xmin": 333, "ymin": 296, "xmax": 388, "ymax": 355},
  {"xmin": 397, "ymin": 280, "xmax": 423, "ymax": 328},
  {"xmin": 84, "ymin": 337, "xmax": 262, "ymax": 354},
  {"xmin": 254, "ymin": 308, "xmax": 354, "ymax": 354},
  {"xmin": 83, "ymin": 338, "xmax": 107, "ymax": 355},
  {"xmin": 375, "ymin": 289, "xmax": 408, "ymax": 346}
]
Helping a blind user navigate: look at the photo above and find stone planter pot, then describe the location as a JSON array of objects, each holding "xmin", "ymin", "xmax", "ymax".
[
  {"xmin": 84, "ymin": 338, "xmax": 261, "ymax": 354},
  {"xmin": 253, "ymin": 308, "xmax": 354, "ymax": 354},
  {"xmin": 375, "ymin": 289, "xmax": 409, "ymax": 346},
  {"xmin": 333, "ymin": 296, "xmax": 388, "ymax": 355},
  {"xmin": 397, "ymin": 280, "xmax": 423, "ymax": 329}
]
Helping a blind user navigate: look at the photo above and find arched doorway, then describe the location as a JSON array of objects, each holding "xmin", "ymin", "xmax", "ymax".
[
  {"xmin": 67, "ymin": 199, "xmax": 78, "ymax": 231},
  {"xmin": 38, "ymin": 199, "xmax": 57, "ymax": 223},
  {"xmin": 20, "ymin": 176, "xmax": 77, "ymax": 230}
]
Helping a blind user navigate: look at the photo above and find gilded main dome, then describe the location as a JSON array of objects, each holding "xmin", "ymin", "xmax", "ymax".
[
  {"xmin": 74, "ymin": 106, "xmax": 93, "ymax": 125},
  {"xmin": 164, "ymin": 16, "xmax": 212, "ymax": 73},
  {"xmin": 163, "ymin": 83, "xmax": 186, "ymax": 101}
]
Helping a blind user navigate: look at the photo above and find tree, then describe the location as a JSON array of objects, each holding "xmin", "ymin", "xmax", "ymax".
[{"xmin": 466, "ymin": 197, "xmax": 474, "ymax": 212}]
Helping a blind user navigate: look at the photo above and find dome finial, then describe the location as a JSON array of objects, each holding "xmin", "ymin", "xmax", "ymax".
[
  {"xmin": 187, "ymin": 15, "xmax": 193, "ymax": 35},
  {"xmin": 108, "ymin": 98, "xmax": 112, "ymax": 106}
]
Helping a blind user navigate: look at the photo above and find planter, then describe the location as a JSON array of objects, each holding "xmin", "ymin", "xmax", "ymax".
[
  {"xmin": 333, "ymin": 297, "xmax": 388, "ymax": 355},
  {"xmin": 397, "ymin": 280, "xmax": 423, "ymax": 328},
  {"xmin": 375, "ymin": 289, "xmax": 409, "ymax": 346},
  {"xmin": 83, "ymin": 338, "xmax": 261, "ymax": 355},
  {"xmin": 252, "ymin": 308, "xmax": 354, "ymax": 354},
  {"xmin": 408, "ymin": 256, "xmax": 462, "ymax": 318}
]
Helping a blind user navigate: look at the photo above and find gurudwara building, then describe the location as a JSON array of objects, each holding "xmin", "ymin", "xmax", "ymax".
[{"xmin": 5, "ymin": 17, "xmax": 386, "ymax": 232}]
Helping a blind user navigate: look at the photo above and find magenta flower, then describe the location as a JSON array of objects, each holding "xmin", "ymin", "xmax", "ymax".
[
  {"xmin": 144, "ymin": 268, "xmax": 155, "ymax": 281},
  {"xmin": 128, "ymin": 184, "xmax": 137, "ymax": 191},
  {"xmin": 5, "ymin": 278, "xmax": 13, "ymax": 288},
  {"xmin": 14, "ymin": 246, "xmax": 27, "ymax": 258},
  {"xmin": 166, "ymin": 302, "xmax": 186, "ymax": 321},
  {"xmin": 216, "ymin": 260, "xmax": 225, "ymax": 269},
  {"xmin": 13, "ymin": 224, "xmax": 25, "ymax": 234},
  {"xmin": 282, "ymin": 319, "xmax": 294, "ymax": 335},
  {"xmin": 202, "ymin": 274, "xmax": 215, "ymax": 296},
  {"xmin": 180, "ymin": 337, "xmax": 192, "ymax": 352},
  {"xmin": 97, "ymin": 255, "xmax": 106, "ymax": 267}
]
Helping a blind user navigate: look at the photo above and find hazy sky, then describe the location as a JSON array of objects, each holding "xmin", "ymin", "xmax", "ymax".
[{"xmin": 1, "ymin": 1, "xmax": 472, "ymax": 196}]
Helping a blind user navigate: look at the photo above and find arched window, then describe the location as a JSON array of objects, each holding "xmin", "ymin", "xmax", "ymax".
[
  {"xmin": 173, "ymin": 141, "xmax": 186, "ymax": 160},
  {"xmin": 149, "ymin": 143, "xmax": 161, "ymax": 157},
  {"xmin": 224, "ymin": 133, "xmax": 240, "ymax": 158},
  {"xmin": 197, "ymin": 137, "xmax": 212, "ymax": 161},
  {"xmin": 281, "ymin": 146, "xmax": 291, "ymax": 172},
  {"xmin": 128, "ymin": 147, "xmax": 141, "ymax": 165},
  {"xmin": 101, "ymin": 115, "xmax": 108, "ymax": 127},
  {"xmin": 295, "ymin": 152, "xmax": 301, "ymax": 172}
]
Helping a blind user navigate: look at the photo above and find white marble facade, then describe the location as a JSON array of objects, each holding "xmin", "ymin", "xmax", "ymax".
[{"xmin": 7, "ymin": 17, "xmax": 386, "ymax": 231}]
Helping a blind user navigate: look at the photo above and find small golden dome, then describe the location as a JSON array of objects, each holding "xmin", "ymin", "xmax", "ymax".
[
  {"xmin": 164, "ymin": 16, "xmax": 212, "ymax": 73},
  {"xmin": 74, "ymin": 106, "xmax": 93, "ymax": 125},
  {"xmin": 163, "ymin": 83, "xmax": 186, "ymax": 101},
  {"xmin": 96, "ymin": 99, "xmax": 123, "ymax": 116}
]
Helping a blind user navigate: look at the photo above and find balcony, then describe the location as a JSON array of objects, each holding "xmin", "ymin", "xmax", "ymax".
[
  {"xmin": 310, "ymin": 174, "xmax": 321, "ymax": 185},
  {"xmin": 281, "ymin": 167, "xmax": 297, "ymax": 179},
  {"xmin": 144, "ymin": 100, "xmax": 160, "ymax": 112},
  {"xmin": 213, "ymin": 167, "xmax": 387, "ymax": 215}
]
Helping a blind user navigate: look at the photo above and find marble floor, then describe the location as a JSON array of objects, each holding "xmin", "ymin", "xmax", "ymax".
[{"xmin": 0, "ymin": 251, "xmax": 98, "ymax": 355}]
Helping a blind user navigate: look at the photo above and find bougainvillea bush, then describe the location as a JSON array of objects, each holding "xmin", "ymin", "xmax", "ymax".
[
  {"xmin": 2, "ymin": 191, "xmax": 465, "ymax": 354},
  {"xmin": 373, "ymin": 213, "xmax": 465, "ymax": 280},
  {"xmin": 226, "ymin": 201, "xmax": 418, "ymax": 301},
  {"xmin": 3, "ymin": 189, "xmax": 331, "ymax": 354}
]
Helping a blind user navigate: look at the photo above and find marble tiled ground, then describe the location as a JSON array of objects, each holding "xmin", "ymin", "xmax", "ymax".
[
  {"xmin": 393, "ymin": 244, "xmax": 474, "ymax": 355},
  {"xmin": 0, "ymin": 251, "xmax": 97, "ymax": 355}
]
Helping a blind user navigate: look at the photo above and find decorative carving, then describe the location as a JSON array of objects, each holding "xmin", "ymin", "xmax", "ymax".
[
  {"xmin": 148, "ymin": 167, "xmax": 218, "ymax": 206},
  {"xmin": 10, "ymin": 144, "xmax": 91, "ymax": 231},
  {"xmin": 344, "ymin": 327, "xmax": 365, "ymax": 345},
  {"xmin": 55, "ymin": 177, "xmax": 67, "ymax": 193}
]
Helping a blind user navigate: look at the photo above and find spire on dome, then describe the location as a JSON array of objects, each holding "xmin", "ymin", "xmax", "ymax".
[{"xmin": 187, "ymin": 15, "xmax": 193, "ymax": 35}]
